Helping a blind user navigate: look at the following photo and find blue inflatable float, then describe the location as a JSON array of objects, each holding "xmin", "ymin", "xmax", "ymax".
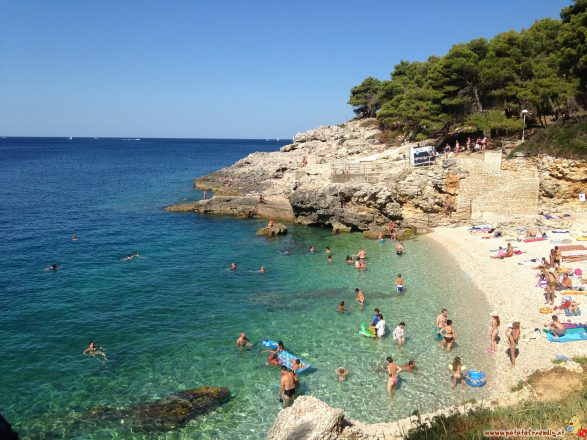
[
  {"xmin": 262, "ymin": 339, "xmax": 311, "ymax": 373},
  {"xmin": 464, "ymin": 370, "xmax": 486, "ymax": 387}
]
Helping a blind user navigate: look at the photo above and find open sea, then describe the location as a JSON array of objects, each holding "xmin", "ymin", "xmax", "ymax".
[{"xmin": 0, "ymin": 137, "xmax": 492, "ymax": 439}]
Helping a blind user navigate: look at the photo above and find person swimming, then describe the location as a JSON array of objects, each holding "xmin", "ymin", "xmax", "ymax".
[
  {"xmin": 309, "ymin": 245, "xmax": 315, "ymax": 254},
  {"xmin": 83, "ymin": 341, "xmax": 107, "ymax": 359},
  {"xmin": 47, "ymin": 263, "xmax": 59, "ymax": 271},
  {"xmin": 258, "ymin": 266, "xmax": 266, "ymax": 273},
  {"xmin": 236, "ymin": 332, "xmax": 252, "ymax": 349},
  {"xmin": 335, "ymin": 367, "xmax": 349, "ymax": 382},
  {"xmin": 355, "ymin": 288, "xmax": 365, "ymax": 306},
  {"xmin": 327, "ymin": 255, "xmax": 333, "ymax": 264},
  {"xmin": 337, "ymin": 301, "xmax": 345, "ymax": 313},
  {"xmin": 395, "ymin": 242, "xmax": 403, "ymax": 255},
  {"xmin": 345, "ymin": 255, "xmax": 354, "ymax": 264},
  {"xmin": 71, "ymin": 235, "xmax": 79, "ymax": 241},
  {"xmin": 123, "ymin": 252, "xmax": 140, "ymax": 262},
  {"xmin": 231, "ymin": 262, "xmax": 237, "ymax": 270},
  {"xmin": 400, "ymin": 360, "xmax": 416, "ymax": 372}
]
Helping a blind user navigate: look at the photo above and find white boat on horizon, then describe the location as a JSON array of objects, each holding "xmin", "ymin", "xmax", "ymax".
[{"xmin": 68, "ymin": 136, "xmax": 73, "ymax": 140}]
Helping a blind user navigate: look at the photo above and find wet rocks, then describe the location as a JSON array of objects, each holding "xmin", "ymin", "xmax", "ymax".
[
  {"xmin": 257, "ymin": 223, "xmax": 288, "ymax": 236},
  {"xmin": 88, "ymin": 386, "xmax": 230, "ymax": 433}
]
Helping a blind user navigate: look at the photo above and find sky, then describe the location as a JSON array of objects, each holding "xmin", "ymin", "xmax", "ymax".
[{"xmin": 0, "ymin": 0, "xmax": 572, "ymax": 138}]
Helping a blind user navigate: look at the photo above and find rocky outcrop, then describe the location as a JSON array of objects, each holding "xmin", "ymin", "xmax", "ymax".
[
  {"xmin": 87, "ymin": 386, "xmax": 230, "ymax": 433},
  {"xmin": 168, "ymin": 118, "xmax": 586, "ymax": 231},
  {"xmin": 0, "ymin": 413, "xmax": 19, "ymax": 440},
  {"xmin": 257, "ymin": 223, "xmax": 288, "ymax": 236}
]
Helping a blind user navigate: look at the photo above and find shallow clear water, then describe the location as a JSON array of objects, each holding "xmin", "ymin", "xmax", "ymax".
[{"xmin": 0, "ymin": 138, "xmax": 492, "ymax": 439}]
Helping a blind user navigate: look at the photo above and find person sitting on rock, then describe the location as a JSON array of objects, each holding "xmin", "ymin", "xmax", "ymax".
[
  {"xmin": 267, "ymin": 219, "xmax": 274, "ymax": 228},
  {"xmin": 259, "ymin": 194, "xmax": 265, "ymax": 204}
]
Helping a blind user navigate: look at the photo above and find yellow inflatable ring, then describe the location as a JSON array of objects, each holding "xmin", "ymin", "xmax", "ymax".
[{"xmin": 540, "ymin": 307, "xmax": 553, "ymax": 314}]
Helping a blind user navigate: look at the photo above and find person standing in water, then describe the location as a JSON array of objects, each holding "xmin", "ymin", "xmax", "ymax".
[
  {"xmin": 395, "ymin": 274, "xmax": 405, "ymax": 294},
  {"xmin": 236, "ymin": 332, "xmax": 250, "ymax": 348},
  {"xmin": 435, "ymin": 309, "xmax": 448, "ymax": 341},
  {"xmin": 337, "ymin": 301, "xmax": 345, "ymax": 313},
  {"xmin": 393, "ymin": 322, "xmax": 406, "ymax": 345},
  {"xmin": 355, "ymin": 288, "xmax": 365, "ymax": 306},
  {"xmin": 441, "ymin": 320, "xmax": 456, "ymax": 352},
  {"xmin": 278, "ymin": 366, "xmax": 296, "ymax": 407},
  {"xmin": 395, "ymin": 241, "xmax": 403, "ymax": 255},
  {"xmin": 386, "ymin": 356, "xmax": 402, "ymax": 396}
]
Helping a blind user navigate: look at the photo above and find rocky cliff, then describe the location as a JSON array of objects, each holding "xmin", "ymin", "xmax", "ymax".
[{"xmin": 166, "ymin": 119, "xmax": 586, "ymax": 231}]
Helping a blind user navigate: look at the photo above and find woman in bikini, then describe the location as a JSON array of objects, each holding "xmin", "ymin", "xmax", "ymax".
[
  {"xmin": 506, "ymin": 322, "xmax": 521, "ymax": 367},
  {"xmin": 386, "ymin": 356, "xmax": 402, "ymax": 397},
  {"xmin": 546, "ymin": 268, "xmax": 557, "ymax": 306},
  {"xmin": 441, "ymin": 320, "xmax": 456, "ymax": 352}
]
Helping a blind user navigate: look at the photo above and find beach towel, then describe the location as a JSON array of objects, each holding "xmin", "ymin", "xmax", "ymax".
[
  {"xmin": 543, "ymin": 327, "xmax": 587, "ymax": 342},
  {"xmin": 523, "ymin": 237, "xmax": 547, "ymax": 243},
  {"xmin": 551, "ymin": 230, "xmax": 570, "ymax": 233},
  {"xmin": 559, "ymin": 245, "xmax": 587, "ymax": 252}
]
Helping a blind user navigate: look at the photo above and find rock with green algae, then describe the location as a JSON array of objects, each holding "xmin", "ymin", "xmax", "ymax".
[{"xmin": 88, "ymin": 386, "xmax": 230, "ymax": 433}]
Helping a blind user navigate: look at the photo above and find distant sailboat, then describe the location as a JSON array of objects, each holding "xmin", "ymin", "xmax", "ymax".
[
  {"xmin": 68, "ymin": 136, "xmax": 73, "ymax": 140},
  {"xmin": 276, "ymin": 138, "xmax": 279, "ymax": 141}
]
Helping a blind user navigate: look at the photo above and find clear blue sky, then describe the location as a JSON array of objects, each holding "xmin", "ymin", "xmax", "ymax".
[{"xmin": 0, "ymin": 0, "xmax": 571, "ymax": 138}]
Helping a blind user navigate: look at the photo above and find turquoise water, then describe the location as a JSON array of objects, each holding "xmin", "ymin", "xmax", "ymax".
[{"xmin": 0, "ymin": 138, "xmax": 492, "ymax": 439}]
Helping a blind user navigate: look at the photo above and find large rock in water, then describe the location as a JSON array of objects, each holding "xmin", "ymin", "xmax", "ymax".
[
  {"xmin": 267, "ymin": 396, "xmax": 345, "ymax": 440},
  {"xmin": 256, "ymin": 223, "xmax": 288, "ymax": 236},
  {"xmin": 89, "ymin": 386, "xmax": 230, "ymax": 433},
  {"xmin": 0, "ymin": 413, "xmax": 19, "ymax": 440}
]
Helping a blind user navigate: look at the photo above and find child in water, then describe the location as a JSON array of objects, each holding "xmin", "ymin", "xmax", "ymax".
[{"xmin": 449, "ymin": 357, "xmax": 466, "ymax": 389}]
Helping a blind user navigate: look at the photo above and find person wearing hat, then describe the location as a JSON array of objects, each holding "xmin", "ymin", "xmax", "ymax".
[{"xmin": 546, "ymin": 268, "xmax": 558, "ymax": 306}]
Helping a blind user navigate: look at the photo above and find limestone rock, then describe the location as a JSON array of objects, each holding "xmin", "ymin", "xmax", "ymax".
[
  {"xmin": 267, "ymin": 396, "xmax": 345, "ymax": 440},
  {"xmin": 0, "ymin": 413, "xmax": 19, "ymax": 440},
  {"xmin": 87, "ymin": 386, "xmax": 230, "ymax": 433},
  {"xmin": 257, "ymin": 223, "xmax": 288, "ymax": 236}
]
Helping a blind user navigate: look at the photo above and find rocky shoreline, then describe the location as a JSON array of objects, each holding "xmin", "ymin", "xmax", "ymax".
[{"xmin": 166, "ymin": 119, "xmax": 586, "ymax": 233}]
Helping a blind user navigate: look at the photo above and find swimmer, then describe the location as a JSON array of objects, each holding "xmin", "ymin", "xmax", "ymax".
[
  {"xmin": 378, "ymin": 231, "xmax": 385, "ymax": 243},
  {"xmin": 386, "ymin": 356, "xmax": 402, "ymax": 396},
  {"xmin": 258, "ymin": 266, "xmax": 266, "ymax": 273},
  {"xmin": 395, "ymin": 242, "xmax": 403, "ymax": 255},
  {"xmin": 337, "ymin": 301, "xmax": 345, "ymax": 313},
  {"xmin": 371, "ymin": 308, "xmax": 380, "ymax": 326},
  {"xmin": 266, "ymin": 353, "xmax": 279, "ymax": 367},
  {"xmin": 309, "ymin": 245, "xmax": 315, "ymax": 254},
  {"xmin": 393, "ymin": 322, "xmax": 406, "ymax": 345},
  {"xmin": 83, "ymin": 341, "xmax": 107, "ymax": 359},
  {"xmin": 325, "ymin": 246, "xmax": 331, "ymax": 255},
  {"xmin": 400, "ymin": 360, "xmax": 416, "ymax": 372},
  {"xmin": 354, "ymin": 258, "xmax": 361, "ymax": 269},
  {"xmin": 270, "ymin": 340, "xmax": 285, "ymax": 355},
  {"xmin": 327, "ymin": 255, "xmax": 333, "ymax": 264},
  {"xmin": 231, "ymin": 262, "xmax": 237, "ymax": 270},
  {"xmin": 71, "ymin": 234, "xmax": 79, "ymax": 241},
  {"xmin": 357, "ymin": 247, "xmax": 366, "ymax": 260},
  {"xmin": 345, "ymin": 255, "xmax": 354, "ymax": 264},
  {"xmin": 355, "ymin": 288, "xmax": 365, "ymax": 306},
  {"xmin": 236, "ymin": 332, "xmax": 250, "ymax": 348},
  {"xmin": 47, "ymin": 263, "xmax": 59, "ymax": 271},
  {"xmin": 123, "ymin": 251, "xmax": 141, "ymax": 262},
  {"xmin": 360, "ymin": 260, "xmax": 367, "ymax": 270},
  {"xmin": 375, "ymin": 314, "xmax": 386, "ymax": 338},
  {"xmin": 395, "ymin": 273, "xmax": 405, "ymax": 294},
  {"xmin": 335, "ymin": 367, "xmax": 349, "ymax": 382}
]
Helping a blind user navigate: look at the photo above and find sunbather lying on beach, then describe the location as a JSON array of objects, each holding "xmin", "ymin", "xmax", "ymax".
[{"xmin": 555, "ymin": 298, "xmax": 580, "ymax": 315}]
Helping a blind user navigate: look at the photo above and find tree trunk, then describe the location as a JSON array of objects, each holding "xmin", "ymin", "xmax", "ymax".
[{"xmin": 471, "ymin": 84, "xmax": 483, "ymax": 113}]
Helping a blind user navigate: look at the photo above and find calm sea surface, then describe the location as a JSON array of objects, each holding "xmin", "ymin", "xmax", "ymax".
[{"xmin": 0, "ymin": 137, "xmax": 492, "ymax": 439}]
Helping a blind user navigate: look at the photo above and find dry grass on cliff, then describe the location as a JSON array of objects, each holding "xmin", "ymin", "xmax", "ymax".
[
  {"xmin": 511, "ymin": 116, "xmax": 587, "ymax": 159},
  {"xmin": 404, "ymin": 358, "xmax": 587, "ymax": 440}
]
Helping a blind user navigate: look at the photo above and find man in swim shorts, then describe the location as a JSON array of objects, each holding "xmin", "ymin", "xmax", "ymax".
[
  {"xmin": 279, "ymin": 366, "xmax": 296, "ymax": 406},
  {"xmin": 395, "ymin": 242, "xmax": 403, "ymax": 255},
  {"xmin": 395, "ymin": 274, "xmax": 405, "ymax": 294},
  {"xmin": 386, "ymin": 356, "xmax": 402, "ymax": 396}
]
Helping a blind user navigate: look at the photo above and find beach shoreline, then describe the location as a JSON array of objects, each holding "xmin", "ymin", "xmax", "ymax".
[{"xmin": 427, "ymin": 225, "xmax": 587, "ymax": 399}]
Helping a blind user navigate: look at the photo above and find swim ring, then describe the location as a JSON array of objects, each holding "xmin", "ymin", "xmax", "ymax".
[
  {"xmin": 464, "ymin": 370, "xmax": 486, "ymax": 387},
  {"xmin": 539, "ymin": 307, "xmax": 553, "ymax": 314}
]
